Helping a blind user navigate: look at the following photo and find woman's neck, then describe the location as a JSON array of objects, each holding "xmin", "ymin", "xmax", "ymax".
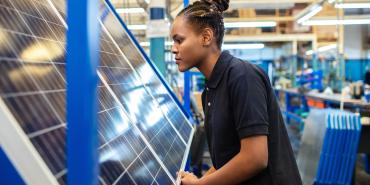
[{"xmin": 197, "ymin": 49, "xmax": 221, "ymax": 79}]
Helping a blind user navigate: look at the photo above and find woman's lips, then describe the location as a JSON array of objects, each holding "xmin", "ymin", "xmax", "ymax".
[{"xmin": 175, "ymin": 58, "xmax": 181, "ymax": 64}]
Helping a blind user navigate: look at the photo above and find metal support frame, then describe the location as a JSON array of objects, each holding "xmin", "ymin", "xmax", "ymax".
[
  {"xmin": 66, "ymin": 0, "xmax": 100, "ymax": 184},
  {"xmin": 291, "ymin": 40, "xmax": 298, "ymax": 87},
  {"xmin": 312, "ymin": 53, "xmax": 319, "ymax": 71},
  {"xmin": 0, "ymin": 98, "xmax": 58, "ymax": 184}
]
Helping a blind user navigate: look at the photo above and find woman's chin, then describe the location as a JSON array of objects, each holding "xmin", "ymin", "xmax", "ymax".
[{"xmin": 178, "ymin": 65, "xmax": 187, "ymax": 72}]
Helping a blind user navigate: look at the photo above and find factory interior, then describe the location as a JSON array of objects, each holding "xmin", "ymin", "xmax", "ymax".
[{"xmin": 0, "ymin": 0, "xmax": 370, "ymax": 185}]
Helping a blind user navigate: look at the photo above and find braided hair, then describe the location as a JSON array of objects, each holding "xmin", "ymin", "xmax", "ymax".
[{"xmin": 177, "ymin": 0, "xmax": 229, "ymax": 49}]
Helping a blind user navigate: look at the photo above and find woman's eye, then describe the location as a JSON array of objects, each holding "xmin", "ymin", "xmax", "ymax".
[{"xmin": 174, "ymin": 38, "xmax": 183, "ymax": 44}]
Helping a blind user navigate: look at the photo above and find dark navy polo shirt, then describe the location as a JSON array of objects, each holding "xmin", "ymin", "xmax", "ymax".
[{"xmin": 201, "ymin": 51, "xmax": 302, "ymax": 185}]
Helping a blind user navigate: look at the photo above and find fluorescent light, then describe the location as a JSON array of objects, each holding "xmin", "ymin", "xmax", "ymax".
[
  {"xmin": 318, "ymin": 44, "xmax": 336, "ymax": 52},
  {"xmin": 302, "ymin": 19, "xmax": 370, "ymax": 25},
  {"xmin": 335, "ymin": 3, "xmax": 370, "ymax": 9},
  {"xmin": 140, "ymin": 42, "xmax": 150, "ymax": 47},
  {"xmin": 305, "ymin": 50, "xmax": 314, "ymax": 55},
  {"xmin": 127, "ymin": 24, "xmax": 147, "ymax": 30},
  {"xmin": 297, "ymin": 6, "xmax": 323, "ymax": 24},
  {"xmin": 224, "ymin": 21, "xmax": 276, "ymax": 28},
  {"xmin": 140, "ymin": 41, "xmax": 174, "ymax": 47},
  {"xmin": 328, "ymin": 0, "xmax": 336, "ymax": 4},
  {"xmin": 222, "ymin": 43, "xmax": 265, "ymax": 50},
  {"xmin": 116, "ymin": 8, "xmax": 145, "ymax": 14},
  {"xmin": 306, "ymin": 44, "xmax": 337, "ymax": 55}
]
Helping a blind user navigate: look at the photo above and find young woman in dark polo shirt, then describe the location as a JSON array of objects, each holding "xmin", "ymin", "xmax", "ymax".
[{"xmin": 171, "ymin": 0, "xmax": 302, "ymax": 185}]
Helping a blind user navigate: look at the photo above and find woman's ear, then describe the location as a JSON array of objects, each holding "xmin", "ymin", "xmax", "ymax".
[{"xmin": 201, "ymin": 28, "xmax": 214, "ymax": 47}]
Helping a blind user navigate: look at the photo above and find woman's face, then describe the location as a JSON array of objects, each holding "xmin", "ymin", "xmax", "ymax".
[{"xmin": 170, "ymin": 16, "xmax": 207, "ymax": 72}]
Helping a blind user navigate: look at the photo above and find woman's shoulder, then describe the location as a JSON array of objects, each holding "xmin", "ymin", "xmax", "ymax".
[
  {"xmin": 224, "ymin": 54, "xmax": 269, "ymax": 88},
  {"xmin": 226, "ymin": 55, "xmax": 258, "ymax": 77}
]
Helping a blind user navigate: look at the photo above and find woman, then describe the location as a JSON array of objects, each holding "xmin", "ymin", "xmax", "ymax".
[{"xmin": 171, "ymin": 0, "xmax": 302, "ymax": 185}]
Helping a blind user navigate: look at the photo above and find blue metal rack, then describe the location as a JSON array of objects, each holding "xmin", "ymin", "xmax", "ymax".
[{"xmin": 296, "ymin": 70, "xmax": 324, "ymax": 91}]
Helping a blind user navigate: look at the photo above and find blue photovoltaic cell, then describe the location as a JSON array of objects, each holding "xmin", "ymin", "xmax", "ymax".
[{"xmin": 0, "ymin": 0, "xmax": 193, "ymax": 184}]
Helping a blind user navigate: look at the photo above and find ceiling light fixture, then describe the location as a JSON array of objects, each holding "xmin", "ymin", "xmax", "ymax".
[
  {"xmin": 335, "ymin": 3, "xmax": 370, "ymax": 9},
  {"xmin": 116, "ymin": 8, "xmax": 145, "ymax": 14},
  {"xmin": 297, "ymin": 5, "xmax": 323, "ymax": 24},
  {"xmin": 302, "ymin": 19, "xmax": 370, "ymax": 25},
  {"xmin": 305, "ymin": 44, "xmax": 337, "ymax": 55},
  {"xmin": 140, "ymin": 41, "xmax": 174, "ymax": 47},
  {"xmin": 127, "ymin": 24, "xmax": 147, "ymax": 30}
]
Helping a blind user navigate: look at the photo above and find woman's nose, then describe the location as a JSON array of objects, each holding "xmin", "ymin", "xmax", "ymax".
[{"xmin": 171, "ymin": 45, "xmax": 178, "ymax": 54}]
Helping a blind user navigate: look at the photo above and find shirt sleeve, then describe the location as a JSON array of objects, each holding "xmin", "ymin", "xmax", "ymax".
[{"xmin": 228, "ymin": 64, "xmax": 269, "ymax": 139}]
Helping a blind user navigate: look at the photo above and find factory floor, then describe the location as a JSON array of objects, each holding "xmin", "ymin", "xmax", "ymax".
[{"xmin": 355, "ymin": 155, "xmax": 370, "ymax": 185}]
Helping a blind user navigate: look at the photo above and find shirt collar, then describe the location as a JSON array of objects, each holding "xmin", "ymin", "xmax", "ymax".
[{"xmin": 207, "ymin": 50, "xmax": 233, "ymax": 89}]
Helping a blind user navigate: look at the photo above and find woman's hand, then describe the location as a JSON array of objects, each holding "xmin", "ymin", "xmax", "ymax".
[{"xmin": 178, "ymin": 171, "xmax": 201, "ymax": 185}]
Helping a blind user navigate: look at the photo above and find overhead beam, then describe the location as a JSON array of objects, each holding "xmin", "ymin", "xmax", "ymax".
[
  {"xmin": 224, "ymin": 15, "xmax": 370, "ymax": 25},
  {"xmin": 229, "ymin": 0, "xmax": 314, "ymax": 9},
  {"xmin": 303, "ymin": 15, "xmax": 370, "ymax": 25}
]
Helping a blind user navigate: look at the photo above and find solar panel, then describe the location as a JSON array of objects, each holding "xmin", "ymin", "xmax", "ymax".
[
  {"xmin": 0, "ymin": 0, "xmax": 194, "ymax": 184},
  {"xmin": 297, "ymin": 109, "xmax": 327, "ymax": 185}
]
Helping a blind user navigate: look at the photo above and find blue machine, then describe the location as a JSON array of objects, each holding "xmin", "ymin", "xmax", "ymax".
[{"xmin": 296, "ymin": 70, "xmax": 324, "ymax": 91}]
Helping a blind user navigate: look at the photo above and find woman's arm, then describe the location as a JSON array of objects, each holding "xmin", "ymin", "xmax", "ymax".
[
  {"xmin": 180, "ymin": 135, "xmax": 268, "ymax": 185},
  {"xmin": 203, "ymin": 166, "xmax": 216, "ymax": 176}
]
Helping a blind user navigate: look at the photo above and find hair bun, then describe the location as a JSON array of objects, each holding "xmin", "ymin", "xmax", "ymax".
[{"xmin": 201, "ymin": 0, "xmax": 229, "ymax": 12}]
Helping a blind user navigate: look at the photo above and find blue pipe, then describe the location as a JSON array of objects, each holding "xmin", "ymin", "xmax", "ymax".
[
  {"xmin": 66, "ymin": 0, "xmax": 100, "ymax": 184},
  {"xmin": 150, "ymin": 8, "xmax": 166, "ymax": 77},
  {"xmin": 182, "ymin": 0, "xmax": 192, "ymax": 117}
]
